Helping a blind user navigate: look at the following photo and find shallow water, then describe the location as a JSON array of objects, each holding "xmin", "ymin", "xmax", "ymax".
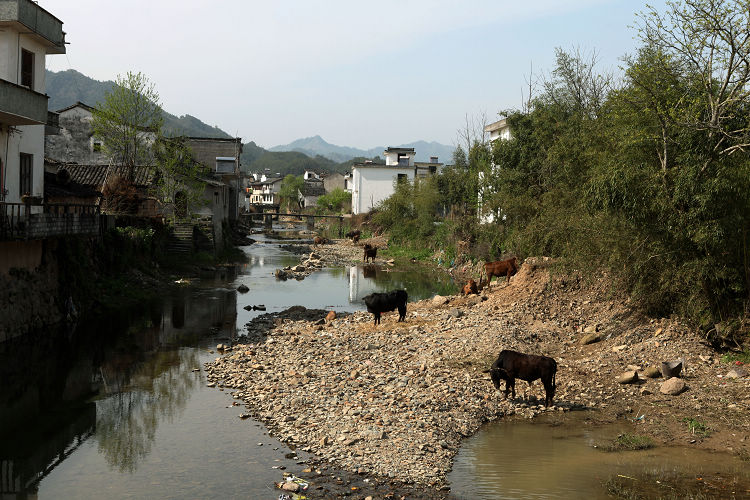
[
  {"xmin": 0, "ymin": 227, "xmax": 457, "ymax": 499},
  {"xmin": 448, "ymin": 412, "xmax": 750, "ymax": 499}
]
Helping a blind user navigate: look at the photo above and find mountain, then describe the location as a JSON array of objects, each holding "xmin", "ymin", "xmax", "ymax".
[
  {"xmin": 46, "ymin": 69, "xmax": 231, "ymax": 139},
  {"xmin": 270, "ymin": 135, "xmax": 455, "ymax": 164}
]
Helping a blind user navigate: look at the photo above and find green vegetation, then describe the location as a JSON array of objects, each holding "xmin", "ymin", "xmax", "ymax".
[
  {"xmin": 92, "ymin": 71, "xmax": 163, "ymax": 172},
  {"xmin": 683, "ymin": 418, "xmax": 711, "ymax": 437},
  {"xmin": 316, "ymin": 188, "xmax": 351, "ymax": 214},
  {"xmin": 279, "ymin": 174, "xmax": 304, "ymax": 211},
  {"xmin": 721, "ymin": 351, "xmax": 750, "ymax": 364},
  {"xmin": 596, "ymin": 433, "xmax": 655, "ymax": 452},
  {"xmin": 152, "ymin": 136, "xmax": 208, "ymax": 222},
  {"xmin": 369, "ymin": 0, "xmax": 750, "ymax": 344}
]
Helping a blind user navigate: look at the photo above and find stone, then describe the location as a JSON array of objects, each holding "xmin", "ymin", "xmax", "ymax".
[
  {"xmin": 726, "ymin": 367, "xmax": 748, "ymax": 379},
  {"xmin": 654, "ymin": 327, "xmax": 663, "ymax": 336},
  {"xmin": 660, "ymin": 377, "xmax": 687, "ymax": 395},
  {"xmin": 237, "ymin": 284, "xmax": 250, "ymax": 293},
  {"xmin": 326, "ymin": 311, "xmax": 336, "ymax": 322},
  {"xmin": 583, "ymin": 324, "xmax": 598, "ymax": 334},
  {"xmin": 639, "ymin": 387, "xmax": 653, "ymax": 396},
  {"xmin": 243, "ymin": 305, "xmax": 253, "ymax": 311},
  {"xmin": 660, "ymin": 359, "xmax": 683, "ymax": 378},
  {"xmin": 275, "ymin": 269, "xmax": 287, "ymax": 279},
  {"xmin": 280, "ymin": 481, "xmax": 299, "ymax": 492},
  {"xmin": 432, "ymin": 295, "xmax": 448, "ymax": 306},
  {"xmin": 643, "ymin": 366, "xmax": 662, "ymax": 378},
  {"xmin": 320, "ymin": 436, "xmax": 330, "ymax": 446},
  {"xmin": 293, "ymin": 265, "xmax": 306, "ymax": 272},
  {"xmin": 447, "ymin": 308, "xmax": 463, "ymax": 318},
  {"xmin": 616, "ymin": 371, "xmax": 639, "ymax": 384},
  {"xmin": 580, "ymin": 332, "xmax": 602, "ymax": 345},
  {"xmin": 309, "ymin": 252, "xmax": 320, "ymax": 260},
  {"xmin": 465, "ymin": 296, "xmax": 482, "ymax": 306},
  {"xmin": 612, "ymin": 345, "xmax": 627, "ymax": 352},
  {"xmin": 626, "ymin": 364, "xmax": 642, "ymax": 372}
]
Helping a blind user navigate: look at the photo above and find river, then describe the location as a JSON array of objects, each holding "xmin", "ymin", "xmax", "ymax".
[
  {"xmin": 2, "ymin": 227, "xmax": 748, "ymax": 499},
  {"xmin": 0, "ymin": 227, "xmax": 456, "ymax": 499}
]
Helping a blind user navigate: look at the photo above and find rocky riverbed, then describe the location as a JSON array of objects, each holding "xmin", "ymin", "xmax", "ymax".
[{"xmin": 206, "ymin": 252, "xmax": 750, "ymax": 493}]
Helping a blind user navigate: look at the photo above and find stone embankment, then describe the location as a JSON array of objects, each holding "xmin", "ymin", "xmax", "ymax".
[{"xmin": 206, "ymin": 256, "xmax": 750, "ymax": 487}]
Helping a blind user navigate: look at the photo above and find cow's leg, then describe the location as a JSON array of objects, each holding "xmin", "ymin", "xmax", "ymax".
[
  {"xmin": 397, "ymin": 304, "xmax": 406, "ymax": 322},
  {"xmin": 508, "ymin": 379, "xmax": 516, "ymax": 400}
]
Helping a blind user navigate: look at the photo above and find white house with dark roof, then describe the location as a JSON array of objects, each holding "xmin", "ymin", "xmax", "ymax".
[
  {"xmin": 479, "ymin": 118, "xmax": 512, "ymax": 223},
  {"xmin": 350, "ymin": 147, "xmax": 442, "ymax": 215},
  {"xmin": 0, "ymin": 0, "xmax": 66, "ymax": 211}
]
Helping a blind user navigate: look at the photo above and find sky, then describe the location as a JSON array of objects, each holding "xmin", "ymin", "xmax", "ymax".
[{"xmin": 44, "ymin": 0, "xmax": 668, "ymax": 150}]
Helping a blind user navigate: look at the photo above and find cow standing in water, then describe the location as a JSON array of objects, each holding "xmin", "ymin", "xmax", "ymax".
[{"xmin": 486, "ymin": 349, "xmax": 557, "ymax": 407}]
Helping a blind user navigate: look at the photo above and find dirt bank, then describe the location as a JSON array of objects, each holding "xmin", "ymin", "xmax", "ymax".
[{"xmin": 205, "ymin": 254, "xmax": 750, "ymax": 492}]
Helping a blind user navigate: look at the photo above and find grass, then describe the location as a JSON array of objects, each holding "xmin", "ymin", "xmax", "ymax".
[
  {"xmin": 721, "ymin": 350, "xmax": 750, "ymax": 364},
  {"xmin": 596, "ymin": 433, "xmax": 655, "ymax": 452},
  {"xmin": 683, "ymin": 417, "xmax": 711, "ymax": 437}
]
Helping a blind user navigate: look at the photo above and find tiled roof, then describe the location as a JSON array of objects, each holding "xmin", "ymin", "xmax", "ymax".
[
  {"xmin": 64, "ymin": 164, "xmax": 156, "ymax": 188},
  {"xmin": 44, "ymin": 171, "xmax": 101, "ymax": 199},
  {"xmin": 301, "ymin": 182, "xmax": 326, "ymax": 196}
]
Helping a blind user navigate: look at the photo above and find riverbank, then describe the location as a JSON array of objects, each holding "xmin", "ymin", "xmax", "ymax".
[{"xmin": 206, "ymin": 252, "xmax": 750, "ymax": 493}]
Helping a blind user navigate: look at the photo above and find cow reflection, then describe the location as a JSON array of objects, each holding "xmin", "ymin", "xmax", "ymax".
[{"xmin": 362, "ymin": 265, "xmax": 378, "ymax": 278}]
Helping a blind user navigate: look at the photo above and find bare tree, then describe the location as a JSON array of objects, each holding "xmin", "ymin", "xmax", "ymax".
[{"xmin": 636, "ymin": 0, "xmax": 750, "ymax": 168}]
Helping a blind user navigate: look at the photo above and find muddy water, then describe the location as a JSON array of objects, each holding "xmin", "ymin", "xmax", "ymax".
[
  {"xmin": 0, "ymin": 227, "xmax": 457, "ymax": 499},
  {"xmin": 448, "ymin": 412, "xmax": 750, "ymax": 499}
]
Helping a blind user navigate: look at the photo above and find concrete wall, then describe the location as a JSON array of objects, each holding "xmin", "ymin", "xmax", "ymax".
[
  {"xmin": 186, "ymin": 138, "xmax": 241, "ymax": 173},
  {"xmin": 351, "ymin": 166, "xmax": 414, "ymax": 215},
  {"xmin": 45, "ymin": 106, "xmax": 109, "ymax": 164},
  {"xmin": 24, "ymin": 213, "xmax": 99, "ymax": 239},
  {"xmin": 323, "ymin": 173, "xmax": 345, "ymax": 192}
]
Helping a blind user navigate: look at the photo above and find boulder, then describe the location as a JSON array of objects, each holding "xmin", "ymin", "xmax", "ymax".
[
  {"xmin": 243, "ymin": 305, "xmax": 253, "ymax": 311},
  {"xmin": 447, "ymin": 308, "xmax": 463, "ymax": 318},
  {"xmin": 616, "ymin": 371, "xmax": 639, "ymax": 384},
  {"xmin": 660, "ymin": 359, "xmax": 683, "ymax": 378},
  {"xmin": 309, "ymin": 252, "xmax": 320, "ymax": 260},
  {"xmin": 292, "ymin": 265, "xmax": 306, "ymax": 272},
  {"xmin": 237, "ymin": 284, "xmax": 250, "ymax": 293},
  {"xmin": 660, "ymin": 377, "xmax": 687, "ymax": 395},
  {"xmin": 583, "ymin": 324, "xmax": 598, "ymax": 334},
  {"xmin": 726, "ymin": 367, "xmax": 748, "ymax": 379},
  {"xmin": 326, "ymin": 311, "xmax": 336, "ymax": 322},
  {"xmin": 580, "ymin": 332, "xmax": 602, "ymax": 345},
  {"xmin": 643, "ymin": 366, "xmax": 662, "ymax": 378},
  {"xmin": 432, "ymin": 295, "xmax": 448, "ymax": 306},
  {"xmin": 275, "ymin": 269, "xmax": 288, "ymax": 280}
]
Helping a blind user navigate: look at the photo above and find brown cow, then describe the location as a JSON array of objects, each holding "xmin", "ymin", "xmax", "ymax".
[
  {"xmin": 462, "ymin": 278, "xmax": 479, "ymax": 295},
  {"xmin": 313, "ymin": 236, "xmax": 328, "ymax": 246},
  {"xmin": 363, "ymin": 243, "xmax": 377, "ymax": 263},
  {"xmin": 482, "ymin": 257, "xmax": 518, "ymax": 287}
]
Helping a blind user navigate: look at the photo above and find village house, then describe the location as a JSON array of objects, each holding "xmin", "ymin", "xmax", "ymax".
[
  {"xmin": 350, "ymin": 147, "xmax": 443, "ymax": 215},
  {"xmin": 297, "ymin": 179, "xmax": 326, "ymax": 209},
  {"xmin": 184, "ymin": 137, "xmax": 243, "ymax": 221},
  {"xmin": 248, "ymin": 175, "xmax": 282, "ymax": 207},
  {"xmin": 479, "ymin": 118, "xmax": 511, "ymax": 223},
  {"xmin": 0, "ymin": 2, "xmax": 101, "ymax": 274},
  {"xmin": 44, "ymin": 102, "xmax": 109, "ymax": 165}
]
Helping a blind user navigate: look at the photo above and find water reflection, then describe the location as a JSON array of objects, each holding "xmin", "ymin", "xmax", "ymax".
[
  {"xmin": 95, "ymin": 349, "xmax": 202, "ymax": 473},
  {"xmin": 348, "ymin": 264, "xmax": 457, "ymax": 303},
  {"xmin": 0, "ymin": 282, "xmax": 236, "ymax": 496}
]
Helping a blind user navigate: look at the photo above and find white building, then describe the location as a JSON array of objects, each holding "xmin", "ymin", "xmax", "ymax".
[
  {"xmin": 479, "ymin": 118, "xmax": 512, "ymax": 223},
  {"xmin": 0, "ymin": 0, "xmax": 66, "ymax": 212},
  {"xmin": 350, "ymin": 147, "xmax": 443, "ymax": 215}
]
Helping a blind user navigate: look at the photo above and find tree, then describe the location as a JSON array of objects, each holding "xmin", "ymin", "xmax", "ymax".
[
  {"xmin": 92, "ymin": 72, "xmax": 163, "ymax": 176},
  {"xmin": 636, "ymin": 0, "xmax": 750, "ymax": 170},
  {"xmin": 279, "ymin": 174, "xmax": 303, "ymax": 212},
  {"xmin": 316, "ymin": 188, "xmax": 351, "ymax": 214},
  {"xmin": 151, "ymin": 136, "xmax": 207, "ymax": 222}
]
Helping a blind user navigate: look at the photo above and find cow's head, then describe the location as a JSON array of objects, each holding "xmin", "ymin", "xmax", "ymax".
[{"xmin": 486, "ymin": 367, "xmax": 508, "ymax": 390}]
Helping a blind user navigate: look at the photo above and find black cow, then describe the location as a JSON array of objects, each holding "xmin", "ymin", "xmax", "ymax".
[
  {"xmin": 363, "ymin": 243, "xmax": 377, "ymax": 263},
  {"xmin": 346, "ymin": 229, "xmax": 361, "ymax": 242},
  {"xmin": 486, "ymin": 349, "xmax": 557, "ymax": 407},
  {"xmin": 362, "ymin": 289, "xmax": 407, "ymax": 325}
]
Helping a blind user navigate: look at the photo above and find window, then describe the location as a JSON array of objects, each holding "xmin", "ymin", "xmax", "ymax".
[
  {"xmin": 93, "ymin": 141, "xmax": 103, "ymax": 152},
  {"xmin": 21, "ymin": 49, "xmax": 34, "ymax": 88},
  {"xmin": 397, "ymin": 173, "xmax": 407, "ymax": 183},
  {"xmin": 19, "ymin": 153, "xmax": 33, "ymax": 196}
]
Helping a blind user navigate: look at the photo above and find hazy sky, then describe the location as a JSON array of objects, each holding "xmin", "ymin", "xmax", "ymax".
[{"xmin": 44, "ymin": 0, "xmax": 667, "ymax": 149}]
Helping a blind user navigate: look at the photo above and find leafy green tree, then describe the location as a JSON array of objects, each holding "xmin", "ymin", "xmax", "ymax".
[
  {"xmin": 279, "ymin": 174, "xmax": 303, "ymax": 212},
  {"xmin": 92, "ymin": 72, "xmax": 163, "ymax": 176},
  {"xmin": 151, "ymin": 137, "xmax": 207, "ymax": 222},
  {"xmin": 316, "ymin": 188, "xmax": 351, "ymax": 214}
]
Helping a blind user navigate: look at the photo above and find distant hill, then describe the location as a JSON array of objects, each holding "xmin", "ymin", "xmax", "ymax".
[
  {"xmin": 46, "ymin": 69, "xmax": 231, "ymax": 139},
  {"xmin": 270, "ymin": 135, "xmax": 455, "ymax": 163}
]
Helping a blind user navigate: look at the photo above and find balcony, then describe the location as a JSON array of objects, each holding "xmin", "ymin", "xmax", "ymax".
[
  {"xmin": 0, "ymin": 78, "xmax": 48, "ymax": 125},
  {"xmin": 1, "ymin": 202, "xmax": 100, "ymax": 240},
  {"xmin": 0, "ymin": 0, "xmax": 66, "ymax": 53}
]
